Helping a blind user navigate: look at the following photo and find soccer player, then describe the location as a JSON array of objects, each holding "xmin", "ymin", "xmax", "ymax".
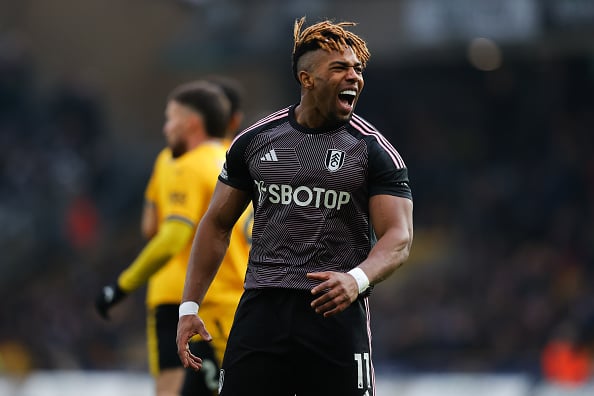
[
  {"xmin": 177, "ymin": 17, "xmax": 414, "ymax": 395},
  {"xmin": 95, "ymin": 80, "xmax": 250, "ymax": 396},
  {"xmin": 135, "ymin": 74, "xmax": 250, "ymax": 395},
  {"xmin": 181, "ymin": 76, "xmax": 251, "ymax": 395},
  {"xmin": 205, "ymin": 75, "xmax": 245, "ymax": 142}
]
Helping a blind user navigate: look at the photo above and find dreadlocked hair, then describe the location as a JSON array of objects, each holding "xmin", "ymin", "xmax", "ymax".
[{"xmin": 292, "ymin": 16, "xmax": 371, "ymax": 82}]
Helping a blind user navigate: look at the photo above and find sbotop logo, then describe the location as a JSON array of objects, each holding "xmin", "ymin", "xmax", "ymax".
[{"xmin": 254, "ymin": 180, "xmax": 351, "ymax": 210}]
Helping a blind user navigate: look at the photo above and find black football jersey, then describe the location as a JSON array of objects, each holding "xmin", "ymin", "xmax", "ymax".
[{"xmin": 219, "ymin": 104, "xmax": 412, "ymax": 290}]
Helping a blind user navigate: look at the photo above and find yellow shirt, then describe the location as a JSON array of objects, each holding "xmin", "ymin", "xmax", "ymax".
[{"xmin": 143, "ymin": 141, "xmax": 251, "ymax": 310}]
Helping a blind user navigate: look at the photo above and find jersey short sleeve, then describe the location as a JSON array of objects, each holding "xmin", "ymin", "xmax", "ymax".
[
  {"xmin": 218, "ymin": 106, "xmax": 293, "ymax": 192},
  {"xmin": 367, "ymin": 138, "xmax": 412, "ymax": 200},
  {"xmin": 219, "ymin": 134, "xmax": 253, "ymax": 192},
  {"xmin": 347, "ymin": 114, "xmax": 412, "ymax": 200}
]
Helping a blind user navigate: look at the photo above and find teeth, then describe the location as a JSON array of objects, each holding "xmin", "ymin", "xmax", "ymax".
[{"xmin": 340, "ymin": 90, "xmax": 356, "ymax": 96}]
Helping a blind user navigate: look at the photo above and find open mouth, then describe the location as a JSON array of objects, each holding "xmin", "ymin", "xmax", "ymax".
[{"xmin": 338, "ymin": 89, "xmax": 357, "ymax": 106}]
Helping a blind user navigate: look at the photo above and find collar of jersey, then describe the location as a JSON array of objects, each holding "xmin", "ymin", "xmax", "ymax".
[{"xmin": 289, "ymin": 103, "xmax": 349, "ymax": 135}]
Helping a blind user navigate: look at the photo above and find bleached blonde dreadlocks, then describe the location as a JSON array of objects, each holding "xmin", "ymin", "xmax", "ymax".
[{"xmin": 292, "ymin": 17, "xmax": 371, "ymax": 82}]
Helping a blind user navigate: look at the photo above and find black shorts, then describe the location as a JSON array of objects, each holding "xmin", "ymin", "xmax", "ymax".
[
  {"xmin": 219, "ymin": 288, "xmax": 375, "ymax": 396},
  {"xmin": 149, "ymin": 304, "xmax": 181, "ymax": 372}
]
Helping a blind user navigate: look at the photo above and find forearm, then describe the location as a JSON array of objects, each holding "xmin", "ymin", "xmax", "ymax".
[
  {"xmin": 119, "ymin": 220, "xmax": 193, "ymax": 292},
  {"xmin": 182, "ymin": 216, "xmax": 232, "ymax": 304},
  {"xmin": 357, "ymin": 195, "xmax": 414, "ymax": 286},
  {"xmin": 358, "ymin": 226, "xmax": 412, "ymax": 285},
  {"xmin": 181, "ymin": 181, "xmax": 251, "ymax": 305}
]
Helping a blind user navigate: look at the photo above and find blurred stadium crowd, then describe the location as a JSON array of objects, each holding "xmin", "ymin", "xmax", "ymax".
[
  {"xmin": 360, "ymin": 58, "xmax": 594, "ymax": 378},
  {"xmin": 1, "ymin": 2, "xmax": 594, "ymax": 389},
  {"xmin": 0, "ymin": 32, "xmax": 156, "ymax": 374}
]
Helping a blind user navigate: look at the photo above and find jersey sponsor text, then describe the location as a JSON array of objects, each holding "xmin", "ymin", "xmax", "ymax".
[{"xmin": 254, "ymin": 180, "xmax": 351, "ymax": 210}]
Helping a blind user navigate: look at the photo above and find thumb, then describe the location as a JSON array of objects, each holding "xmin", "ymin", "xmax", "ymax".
[
  {"xmin": 185, "ymin": 315, "xmax": 213, "ymax": 342},
  {"xmin": 198, "ymin": 326, "xmax": 213, "ymax": 342}
]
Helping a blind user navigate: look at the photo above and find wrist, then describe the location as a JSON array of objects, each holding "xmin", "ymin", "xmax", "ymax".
[
  {"xmin": 179, "ymin": 301, "xmax": 199, "ymax": 318},
  {"xmin": 348, "ymin": 267, "xmax": 370, "ymax": 294}
]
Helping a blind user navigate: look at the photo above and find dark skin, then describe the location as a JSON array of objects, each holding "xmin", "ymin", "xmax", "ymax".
[
  {"xmin": 295, "ymin": 47, "xmax": 364, "ymax": 128},
  {"xmin": 177, "ymin": 46, "xmax": 414, "ymax": 371}
]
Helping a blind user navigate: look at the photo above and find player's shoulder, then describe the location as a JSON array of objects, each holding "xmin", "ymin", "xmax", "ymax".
[
  {"xmin": 183, "ymin": 142, "xmax": 226, "ymax": 171},
  {"xmin": 154, "ymin": 147, "xmax": 172, "ymax": 163},
  {"xmin": 348, "ymin": 113, "xmax": 406, "ymax": 167},
  {"xmin": 348, "ymin": 113, "xmax": 396, "ymax": 147},
  {"xmin": 150, "ymin": 147, "xmax": 172, "ymax": 173},
  {"xmin": 230, "ymin": 106, "xmax": 292, "ymax": 147},
  {"xmin": 347, "ymin": 113, "xmax": 384, "ymax": 137},
  {"xmin": 192, "ymin": 140, "xmax": 227, "ymax": 157}
]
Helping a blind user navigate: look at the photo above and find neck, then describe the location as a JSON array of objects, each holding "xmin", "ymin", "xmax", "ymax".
[
  {"xmin": 295, "ymin": 102, "xmax": 323, "ymax": 129},
  {"xmin": 294, "ymin": 103, "xmax": 345, "ymax": 130}
]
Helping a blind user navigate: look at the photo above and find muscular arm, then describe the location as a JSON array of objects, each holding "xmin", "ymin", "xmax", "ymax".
[
  {"xmin": 358, "ymin": 194, "xmax": 414, "ymax": 283},
  {"xmin": 309, "ymin": 194, "xmax": 413, "ymax": 317},
  {"xmin": 118, "ymin": 218, "xmax": 194, "ymax": 292},
  {"xmin": 177, "ymin": 182, "xmax": 250, "ymax": 370}
]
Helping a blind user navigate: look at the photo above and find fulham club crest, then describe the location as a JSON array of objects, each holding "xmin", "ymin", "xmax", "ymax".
[{"xmin": 325, "ymin": 149, "xmax": 345, "ymax": 172}]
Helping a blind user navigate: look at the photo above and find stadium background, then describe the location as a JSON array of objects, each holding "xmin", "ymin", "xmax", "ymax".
[{"xmin": 1, "ymin": 0, "xmax": 594, "ymax": 394}]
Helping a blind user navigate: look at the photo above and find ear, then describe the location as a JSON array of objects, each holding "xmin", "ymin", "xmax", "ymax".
[
  {"xmin": 186, "ymin": 112, "xmax": 205, "ymax": 135},
  {"xmin": 299, "ymin": 71, "xmax": 313, "ymax": 89},
  {"xmin": 185, "ymin": 112, "xmax": 199, "ymax": 129}
]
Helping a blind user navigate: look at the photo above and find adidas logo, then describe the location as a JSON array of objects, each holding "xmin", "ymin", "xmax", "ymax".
[{"xmin": 260, "ymin": 149, "xmax": 278, "ymax": 162}]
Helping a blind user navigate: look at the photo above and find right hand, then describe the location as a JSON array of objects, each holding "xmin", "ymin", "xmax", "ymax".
[
  {"xmin": 177, "ymin": 314, "xmax": 212, "ymax": 371},
  {"xmin": 307, "ymin": 271, "xmax": 359, "ymax": 317}
]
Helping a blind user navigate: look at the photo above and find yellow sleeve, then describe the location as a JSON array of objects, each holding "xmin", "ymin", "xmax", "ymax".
[{"xmin": 117, "ymin": 219, "xmax": 194, "ymax": 293}]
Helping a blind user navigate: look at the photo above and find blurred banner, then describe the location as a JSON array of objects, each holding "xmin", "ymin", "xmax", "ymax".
[
  {"xmin": 1, "ymin": 371, "xmax": 594, "ymax": 396},
  {"xmin": 402, "ymin": 0, "xmax": 541, "ymax": 44}
]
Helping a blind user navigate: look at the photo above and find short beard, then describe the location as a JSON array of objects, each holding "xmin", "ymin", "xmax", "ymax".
[
  {"xmin": 326, "ymin": 112, "xmax": 352, "ymax": 129},
  {"xmin": 170, "ymin": 141, "xmax": 187, "ymax": 158}
]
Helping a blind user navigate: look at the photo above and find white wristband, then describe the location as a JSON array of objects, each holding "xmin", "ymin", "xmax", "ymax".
[
  {"xmin": 179, "ymin": 301, "xmax": 199, "ymax": 318},
  {"xmin": 348, "ymin": 267, "xmax": 370, "ymax": 294}
]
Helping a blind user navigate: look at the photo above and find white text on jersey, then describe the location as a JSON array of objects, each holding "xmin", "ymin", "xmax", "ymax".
[{"xmin": 254, "ymin": 180, "xmax": 351, "ymax": 210}]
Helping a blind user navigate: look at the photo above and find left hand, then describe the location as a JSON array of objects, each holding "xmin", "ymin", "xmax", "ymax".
[
  {"xmin": 307, "ymin": 271, "xmax": 359, "ymax": 317},
  {"xmin": 95, "ymin": 282, "xmax": 128, "ymax": 320}
]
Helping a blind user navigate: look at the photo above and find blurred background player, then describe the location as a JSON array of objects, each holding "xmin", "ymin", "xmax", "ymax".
[
  {"xmin": 181, "ymin": 76, "xmax": 252, "ymax": 395},
  {"xmin": 137, "ymin": 75, "xmax": 251, "ymax": 395},
  {"xmin": 95, "ymin": 79, "xmax": 250, "ymax": 396}
]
